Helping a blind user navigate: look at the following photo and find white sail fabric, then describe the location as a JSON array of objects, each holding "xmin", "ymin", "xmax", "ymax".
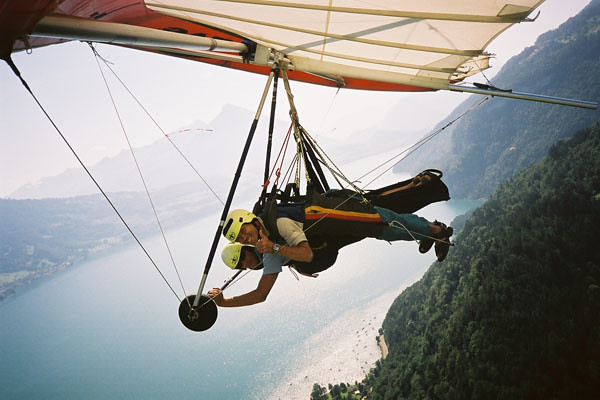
[{"xmin": 147, "ymin": 0, "xmax": 544, "ymax": 89}]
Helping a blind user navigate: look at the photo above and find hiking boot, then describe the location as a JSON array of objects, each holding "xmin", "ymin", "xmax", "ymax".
[
  {"xmin": 434, "ymin": 224, "xmax": 453, "ymax": 262},
  {"xmin": 419, "ymin": 220, "xmax": 444, "ymax": 254},
  {"xmin": 419, "ymin": 235, "xmax": 434, "ymax": 254}
]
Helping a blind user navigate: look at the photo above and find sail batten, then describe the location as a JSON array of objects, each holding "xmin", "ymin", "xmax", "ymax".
[
  {"xmin": 3, "ymin": 0, "xmax": 545, "ymax": 91},
  {"xmin": 145, "ymin": 0, "xmax": 543, "ymax": 87}
]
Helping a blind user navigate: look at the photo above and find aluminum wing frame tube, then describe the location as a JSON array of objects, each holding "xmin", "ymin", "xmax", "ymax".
[
  {"xmin": 262, "ymin": 68, "xmax": 280, "ymax": 195},
  {"xmin": 32, "ymin": 13, "xmax": 596, "ymax": 110},
  {"xmin": 449, "ymin": 84, "xmax": 598, "ymax": 109},
  {"xmin": 193, "ymin": 69, "xmax": 275, "ymax": 308},
  {"xmin": 32, "ymin": 14, "xmax": 248, "ymax": 53},
  {"xmin": 288, "ymin": 57, "xmax": 597, "ymax": 109}
]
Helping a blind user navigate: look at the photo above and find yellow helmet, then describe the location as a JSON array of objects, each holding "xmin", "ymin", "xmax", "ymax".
[
  {"xmin": 223, "ymin": 209, "xmax": 256, "ymax": 242},
  {"xmin": 221, "ymin": 242, "xmax": 256, "ymax": 270}
]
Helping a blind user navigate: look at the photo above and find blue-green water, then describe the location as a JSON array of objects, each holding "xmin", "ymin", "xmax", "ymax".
[{"xmin": 0, "ymin": 200, "xmax": 479, "ymax": 399}]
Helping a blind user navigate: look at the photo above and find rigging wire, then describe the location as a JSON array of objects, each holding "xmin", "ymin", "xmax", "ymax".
[
  {"xmin": 221, "ymin": 71, "xmax": 488, "ymax": 294},
  {"xmin": 194, "ymin": 57, "xmax": 491, "ymax": 304},
  {"xmin": 314, "ymin": 86, "xmax": 341, "ymax": 139},
  {"xmin": 186, "ymin": 66, "xmax": 486, "ymax": 298},
  {"xmin": 302, "ymin": 126, "xmax": 363, "ymax": 193},
  {"xmin": 4, "ymin": 55, "xmax": 182, "ymax": 303},
  {"xmin": 197, "ymin": 261, "xmax": 261, "ymax": 309},
  {"xmin": 280, "ymin": 70, "xmax": 365, "ymax": 195},
  {"xmin": 89, "ymin": 43, "xmax": 224, "ymax": 206},
  {"xmin": 356, "ymin": 96, "xmax": 490, "ymax": 188},
  {"xmin": 91, "ymin": 45, "xmax": 189, "ymax": 305},
  {"xmin": 263, "ymin": 122, "xmax": 294, "ymax": 188},
  {"xmin": 280, "ymin": 152, "xmax": 299, "ymax": 189},
  {"xmin": 285, "ymin": 89, "xmax": 489, "ymax": 245}
]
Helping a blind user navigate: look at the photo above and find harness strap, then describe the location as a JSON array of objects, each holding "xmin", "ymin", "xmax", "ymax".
[
  {"xmin": 261, "ymin": 67, "xmax": 280, "ymax": 198},
  {"xmin": 298, "ymin": 126, "xmax": 330, "ymax": 192}
]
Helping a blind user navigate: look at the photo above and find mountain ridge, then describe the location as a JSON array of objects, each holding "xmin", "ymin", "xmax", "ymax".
[
  {"xmin": 344, "ymin": 120, "xmax": 600, "ymax": 400},
  {"xmin": 7, "ymin": 103, "xmax": 254, "ymax": 199},
  {"xmin": 399, "ymin": 0, "xmax": 600, "ymax": 199}
]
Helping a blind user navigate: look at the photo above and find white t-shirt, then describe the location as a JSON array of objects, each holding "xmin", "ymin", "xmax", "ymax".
[{"xmin": 276, "ymin": 217, "xmax": 307, "ymax": 246}]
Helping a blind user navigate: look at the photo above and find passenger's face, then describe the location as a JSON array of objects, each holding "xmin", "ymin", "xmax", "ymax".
[
  {"xmin": 239, "ymin": 248, "xmax": 261, "ymax": 270},
  {"xmin": 237, "ymin": 222, "xmax": 258, "ymax": 245}
]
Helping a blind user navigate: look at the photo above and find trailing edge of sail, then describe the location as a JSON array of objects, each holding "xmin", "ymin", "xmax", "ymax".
[
  {"xmin": 143, "ymin": 0, "xmax": 545, "ymax": 90},
  {"xmin": 2, "ymin": 0, "xmax": 545, "ymax": 92}
]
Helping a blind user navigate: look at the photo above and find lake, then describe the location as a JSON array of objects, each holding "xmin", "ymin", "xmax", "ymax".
[{"xmin": 0, "ymin": 198, "xmax": 479, "ymax": 399}]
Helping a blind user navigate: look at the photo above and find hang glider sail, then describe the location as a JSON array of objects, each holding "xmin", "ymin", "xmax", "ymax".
[{"xmin": 1, "ymin": 0, "xmax": 596, "ymax": 108}]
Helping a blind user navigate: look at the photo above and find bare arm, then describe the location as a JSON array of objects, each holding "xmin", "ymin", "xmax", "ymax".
[
  {"xmin": 255, "ymin": 229, "xmax": 314, "ymax": 262},
  {"xmin": 208, "ymin": 273, "xmax": 278, "ymax": 307}
]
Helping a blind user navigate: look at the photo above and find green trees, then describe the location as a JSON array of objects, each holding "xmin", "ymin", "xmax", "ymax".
[
  {"xmin": 310, "ymin": 383, "xmax": 327, "ymax": 400},
  {"xmin": 310, "ymin": 381, "xmax": 361, "ymax": 399},
  {"xmin": 361, "ymin": 123, "xmax": 600, "ymax": 399}
]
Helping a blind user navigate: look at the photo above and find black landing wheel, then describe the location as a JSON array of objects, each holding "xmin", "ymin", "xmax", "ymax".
[{"xmin": 178, "ymin": 294, "xmax": 218, "ymax": 332}]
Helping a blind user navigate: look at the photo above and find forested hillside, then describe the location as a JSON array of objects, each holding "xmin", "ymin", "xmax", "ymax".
[
  {"xmin": 360, "ymin": 123, "xmax": 600, "ymax": 399},
  {"xmin": 404, "ymin": 0, "xmax": 600, "ymax": 199}
]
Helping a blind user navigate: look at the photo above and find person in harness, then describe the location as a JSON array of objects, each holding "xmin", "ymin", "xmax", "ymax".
[{"xmin": 207, "ymin": 170, "xmax": 454, "ymax": 308}]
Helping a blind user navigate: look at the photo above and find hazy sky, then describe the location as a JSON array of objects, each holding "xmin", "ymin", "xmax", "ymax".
[{"xmin": 0, "ymin": 0, "xmax": 591, "ymax": 197}]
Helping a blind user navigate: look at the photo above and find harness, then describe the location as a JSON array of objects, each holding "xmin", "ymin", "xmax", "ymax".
[{"xmin": 253, "ymin": 70, "xmax": 451, "ymax": 274}]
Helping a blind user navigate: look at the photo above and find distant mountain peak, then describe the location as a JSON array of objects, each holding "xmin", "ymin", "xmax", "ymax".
[{"xmin": 8, "ymin": 103, "xmax": 263, "ymax": 199}]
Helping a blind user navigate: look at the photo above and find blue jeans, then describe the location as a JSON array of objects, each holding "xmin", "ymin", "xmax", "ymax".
[{"xmin": 374, "ymin": 206, "xmax": 430, "ymax": 242}]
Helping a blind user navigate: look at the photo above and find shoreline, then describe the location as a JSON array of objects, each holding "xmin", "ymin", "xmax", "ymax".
[
  {"xmin": 263, "ymin": 264, "xmax": 431, "ymax": 400},
  {"xmin": 264, "ymin": 290, "xmax": 400, "ymax": 400}
]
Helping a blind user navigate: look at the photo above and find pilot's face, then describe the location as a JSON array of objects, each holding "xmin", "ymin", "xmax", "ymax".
[
  {"xmin": 239, "ymin": 248, "xmax": 261, "ymax": 270},
  {"xmin": 237, "ymin": 222, "xmax": 258, "ymax": 245}
]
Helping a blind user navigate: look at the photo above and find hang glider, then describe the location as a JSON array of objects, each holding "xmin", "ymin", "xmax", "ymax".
[
  {"xmin": 2, "ymin": 0, "xmax": 598, "ymax": 331},
  {"xmin": 1, "ymin": 0, "xmax": 596, "ymax": 108}
]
